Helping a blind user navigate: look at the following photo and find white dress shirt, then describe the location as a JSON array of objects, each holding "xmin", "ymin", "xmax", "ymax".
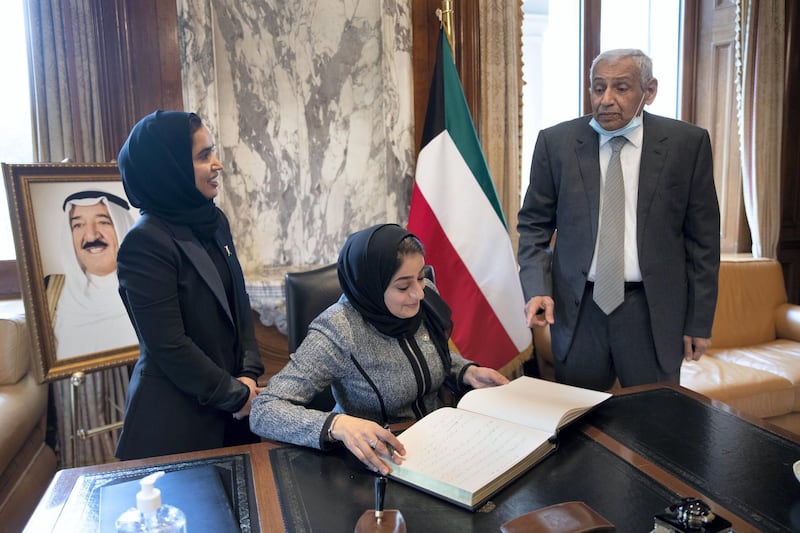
[{"xmin": 588, "ymin": 124, "xmax": 644, "ymax": 283}]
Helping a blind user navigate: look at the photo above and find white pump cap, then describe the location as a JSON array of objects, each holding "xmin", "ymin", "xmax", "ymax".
[{"xmin": 136, "ymin": 471, "xmax": 164, "ymax": 514}]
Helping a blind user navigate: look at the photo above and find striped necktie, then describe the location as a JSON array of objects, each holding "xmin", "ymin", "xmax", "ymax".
[{"xmin": 593, "ymin": 136, "xmax": 626, "ymax": 315}]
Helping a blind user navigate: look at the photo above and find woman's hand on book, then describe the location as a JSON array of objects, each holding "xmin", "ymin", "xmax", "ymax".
[
  {"xmin": 463, "ymin": 366, "xmax": 510, "ymax": 389},
  {"xmin": 329, "ymin": 414, "xmax": 406, "ymax": 475}
]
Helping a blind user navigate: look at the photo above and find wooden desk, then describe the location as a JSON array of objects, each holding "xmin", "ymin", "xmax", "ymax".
[
  {"xmin": 23, "ymin": 442, "xmax": 285, "ymax": 533},
  {"xmin": 26, "ymin": 384, "xmax": 800, "ymax": 532}
]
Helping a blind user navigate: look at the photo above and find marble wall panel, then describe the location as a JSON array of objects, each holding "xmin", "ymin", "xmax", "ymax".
[{"xmin": 177, "ymin": 0, "xmax": 414, "ymax": 277}]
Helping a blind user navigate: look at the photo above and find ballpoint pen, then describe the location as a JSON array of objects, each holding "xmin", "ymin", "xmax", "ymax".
[
  {"xmin": 383, "ymin": 423, "xmax": 397, "ymax": 459},
  {"xmin": 375, "ymin": 475, "xmax": 387, "ymax": 525},
  {"xmin": 385, "ymin": 441, "xmax": 396, "ymax": 459}
]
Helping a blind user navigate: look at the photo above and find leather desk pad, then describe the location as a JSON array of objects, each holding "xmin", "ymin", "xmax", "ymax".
[
  {"xmin": 51, "ymin": 453, "xmax": 259, "ymax": 532},
  {"xmin": 587, "ymin": 388, "xmax": 800, "ymax": 532},
  {"xmin": 269, "ymin": 429, "xmax": 678, "ymax": 532}
]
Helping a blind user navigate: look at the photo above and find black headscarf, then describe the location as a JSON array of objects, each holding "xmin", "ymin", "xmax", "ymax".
[
  {"xmin": 337, "ymin": 224, "xmax": 453, "ymax": 349},
  {"xmin": 117, "ymin": 110, "xmax": 221, "ymax": 237}
]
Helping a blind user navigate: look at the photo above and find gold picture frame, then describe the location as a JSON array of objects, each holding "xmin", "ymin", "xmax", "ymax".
[{"xmin": 2, "ymin": 162, "xmax": 140, "ymax": 382}]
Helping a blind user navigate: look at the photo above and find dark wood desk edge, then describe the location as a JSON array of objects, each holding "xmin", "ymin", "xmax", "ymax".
[
  {"xmin": 580, "ymin": 425, "xmax": 756, "ymax": 533},
  {"xmin": 615, "ymin": 382, "xmax": 800, "ymax": 443},
  {"xmin": 24, "ymin": 442, "xmax": 285, "ymax": 533},
  {"xmin": 582, "ymin": 382, "xmax": 798, "ymax": 533}
]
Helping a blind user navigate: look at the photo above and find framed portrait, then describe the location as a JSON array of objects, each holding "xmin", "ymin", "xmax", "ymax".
[{"xmin": 2, "ymin": 163, "xmax": 141, "ymax": 382}]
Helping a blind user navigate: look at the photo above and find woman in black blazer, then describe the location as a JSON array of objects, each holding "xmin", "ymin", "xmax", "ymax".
[{"xmin": 114, "ymin": 110, "xmax": 264, "ymax": 460}]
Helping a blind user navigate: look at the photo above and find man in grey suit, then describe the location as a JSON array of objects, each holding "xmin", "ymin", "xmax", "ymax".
[{"xmin": 518, "ymin": 49, "xmax": 720, "ymax": 391}]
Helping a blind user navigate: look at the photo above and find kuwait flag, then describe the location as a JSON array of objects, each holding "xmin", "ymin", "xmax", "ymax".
[{"xmin": 408, "ymin": 29, "xmax": 531, "ymax": 369}]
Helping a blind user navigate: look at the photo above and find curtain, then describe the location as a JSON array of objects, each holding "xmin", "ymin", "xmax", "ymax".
[
  {"xmin": 25, "ymin": 0, "xmax": 129, "ymax": 467},
  {"xmin": 736, "ymin": 0, "xmax": 785, "ymax": 258},
  {"xmin": 479, "ymin": 0, "xmax": 523, "ymax": 253}
]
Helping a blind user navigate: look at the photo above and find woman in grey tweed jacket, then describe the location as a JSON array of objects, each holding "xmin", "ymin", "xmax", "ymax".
[{"xmin": 249, "ymin": 224, "xmax": 508, "ymax": 475}]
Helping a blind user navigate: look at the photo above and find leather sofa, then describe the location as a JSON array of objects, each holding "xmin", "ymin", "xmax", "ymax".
[
  {"xmin": 533, "ymin": 256, "xmax": 800, "ymax": 436},
  {"xmin": 680, "ymin": 257, "xmax": 800, "ymax": 435},
  {"xmin": 0, "ymin": 299, "xmax": 56, "ymax": 532}
]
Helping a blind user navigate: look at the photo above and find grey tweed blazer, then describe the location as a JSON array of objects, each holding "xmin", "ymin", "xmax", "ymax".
[{"xmin": 249, "ymin": 291, "xmax": 475, "ymax": 449}]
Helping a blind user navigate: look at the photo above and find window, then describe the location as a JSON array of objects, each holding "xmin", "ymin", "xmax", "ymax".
[
  {"xmin": 0, "ymin": 0, "xmax": 34, "ymax": 260},
  {"xmin": 521, "ymin": 0, "xmax": 684, "ymax": 198},
  {"xmin": 521, "ymin": 0, "xmax": 582, "ymax": 194},
  {"xmin": 600, "ymin": 0, "xmax": 682, "ymax": 120}
]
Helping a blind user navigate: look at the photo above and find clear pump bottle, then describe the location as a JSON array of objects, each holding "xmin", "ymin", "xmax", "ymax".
[{"xmin": 115, "ymin": 471, "xmax": 187, "ymax": 532}]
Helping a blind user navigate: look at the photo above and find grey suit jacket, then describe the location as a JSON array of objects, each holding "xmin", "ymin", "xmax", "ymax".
[{"xmin": 517, "ymin": 112, "xmax": 720, "ymax": 373}]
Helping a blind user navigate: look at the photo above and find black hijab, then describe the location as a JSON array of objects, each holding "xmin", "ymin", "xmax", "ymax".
[
  {"xmin": 337, "ymin": 224, "xmax": 453, "ymax": 350},
  {"xmin": 117, "ymin": 110, "xmax": 221, "ymax": 237}
]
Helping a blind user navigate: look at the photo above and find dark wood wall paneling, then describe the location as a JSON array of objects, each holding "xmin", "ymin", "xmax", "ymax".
[
  {"xmin": 0, "ymin": 261, "xmax": 20, "ymax": 298},
  {"xmin": 779, "ymin": 1, "xmax": 800, "ymax": 302},
  {"xmin": 91, "ymin": 0, "xmax": 183, "ymax": 162},
  {"xmin": 411, "ymin": 1, "xmax": 437, "ymax": 155},
  {"xmin": 581, "ymin": 1, "xmax": 602, "ymax": 115},
  {"xmin": 411, "ymin": 0, "xmax": 481, "ymax": 156},
  {"xmin": 681, "ymin": 0, "xmax": 700, "ymax": 122}
]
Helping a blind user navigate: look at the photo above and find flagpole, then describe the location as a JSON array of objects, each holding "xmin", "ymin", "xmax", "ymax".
[{"xmin": 436, "ymin": 0, "xmax": 456, "ymax": 59}]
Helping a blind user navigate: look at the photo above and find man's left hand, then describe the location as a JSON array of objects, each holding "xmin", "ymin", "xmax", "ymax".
[{"xmin": 683, "ymin": 336, "xmax": 711, "ymax": 361}]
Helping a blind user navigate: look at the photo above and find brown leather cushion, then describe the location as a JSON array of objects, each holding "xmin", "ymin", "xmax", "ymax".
[
  {"xmin": 711, "ymin": 259, "xmax": 787, "ymax": 349},
  {"xmin": 0, "ymin": 440, "xmax": 56, "ymax": 533},
  {"xmin": 0, "ymin": 300, "xmax": 31, "ymax": 386},
  {"xmin": 0, "ymin": 373, "xmax": 48, "ymax": 474},
  {"xmin": 680, "ymin": 352, "xmax": 794, "ymax": 418}
]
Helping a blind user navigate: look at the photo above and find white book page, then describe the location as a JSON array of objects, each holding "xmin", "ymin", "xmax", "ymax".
[
  {"xmin": 456, "ymin": 376, "xmax": 611, "ymax": 433},
  {"xmin": 392, "ymin": 407, "xmax": 551, "ymax": 496}
]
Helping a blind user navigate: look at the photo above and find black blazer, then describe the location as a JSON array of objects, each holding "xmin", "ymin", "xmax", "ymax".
[
  {"xmin": 518, "ymin": 112, "xmax": 720, "ymax": 373},
  {"xmin": 115, "ymin": 212, "xmax": 263, "ymax": 460}
]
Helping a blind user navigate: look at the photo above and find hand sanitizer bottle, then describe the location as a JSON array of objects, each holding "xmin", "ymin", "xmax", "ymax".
[{"xmin": 115, "ymin": 471, "xmax": 187, "ymax": 532}]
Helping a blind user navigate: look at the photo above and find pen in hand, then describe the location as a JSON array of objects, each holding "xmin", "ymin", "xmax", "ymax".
[
  {"xmin": 375, "ymin": 475, "xmax": 387, "ymax": 525},
  {"xmin": 385, "ymin": 440, "xmax": 396, "ymax": 459},
  {"xmin": 382, "ymin": 423, "xmax": 399, "ymax": 463}
]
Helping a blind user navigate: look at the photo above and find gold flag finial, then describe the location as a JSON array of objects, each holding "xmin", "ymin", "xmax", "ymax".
[{"xmin": 436, "ymin": 0, "xmax": 456, "ymax": 59}]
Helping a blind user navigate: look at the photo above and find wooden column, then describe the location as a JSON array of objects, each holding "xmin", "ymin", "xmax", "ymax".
[{"xmin": 779, "ymin": 1, "xmax": 800, "ymax": 302}]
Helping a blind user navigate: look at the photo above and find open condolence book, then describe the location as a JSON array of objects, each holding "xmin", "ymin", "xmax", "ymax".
[{"xmin": 388, "ymin": 376, "xmax": 611, "ymax": 510}]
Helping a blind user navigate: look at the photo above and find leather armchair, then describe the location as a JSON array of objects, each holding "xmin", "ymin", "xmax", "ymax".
[
  {"xmin": 681, "ymin": 257, "xmax": 800, "ymax": 435},
  {"xmin": 0, "ymin": 300, "xmax": 56, "ymax": 532}
]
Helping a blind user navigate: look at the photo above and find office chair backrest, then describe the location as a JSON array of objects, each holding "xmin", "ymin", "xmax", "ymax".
[
  {"xmin": 422, "ymin": 264, "xmax": 435, "ymax": 284},
  {"xmin": 285, "ymin": 263, "xmax": 342, "ymax": 353},
  {"xmin": 285, "ymin": 264, "xmax": 434, "ymax": 352},
  {"xmin": 284, "ymin": 264, "xmax": 341, "ymax": 411}
]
